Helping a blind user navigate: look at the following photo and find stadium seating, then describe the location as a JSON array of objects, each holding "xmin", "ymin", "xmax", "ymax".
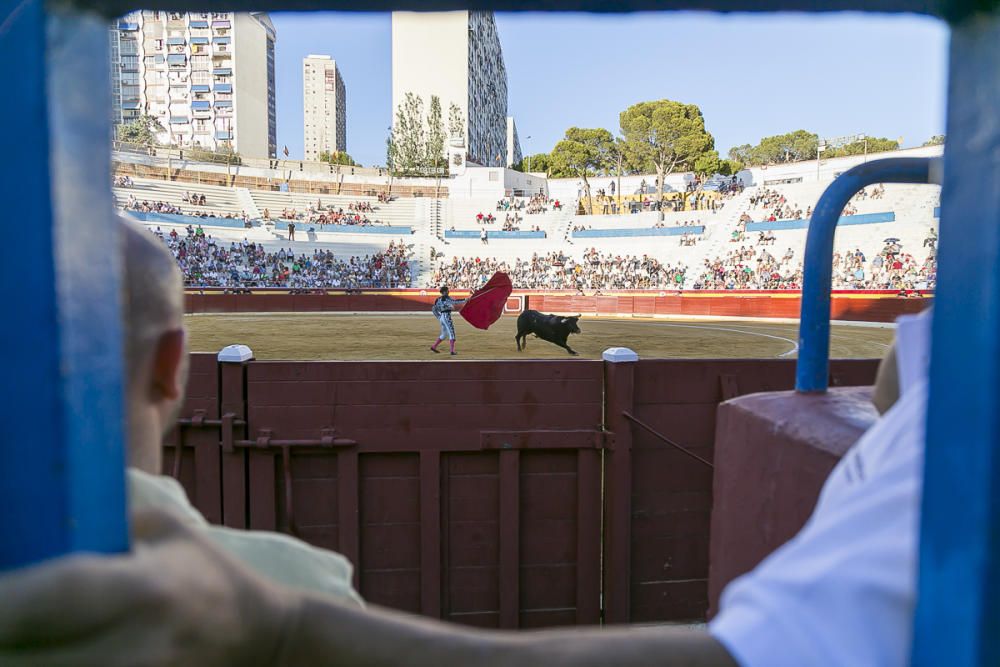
[
  {"xmin": 112, "ymin": 176, "xmax": 248, "ymax": 218},
  {"xmin": 115, "ymin": 151, "xmax": 939, "ymax": 292},
  {"xmin": 249, "ymin": 190, "xmax": 423, "ymax": 230}
]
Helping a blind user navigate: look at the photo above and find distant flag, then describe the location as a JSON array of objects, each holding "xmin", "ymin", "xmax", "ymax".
[{"xmin": 283, "ymin": 145, "xmax": 289, "ymax": 157}]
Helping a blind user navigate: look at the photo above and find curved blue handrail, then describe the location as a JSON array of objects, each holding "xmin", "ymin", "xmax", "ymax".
[{"xmin": 796, "ymin": 157, "xmax": 941, "ymax": 393}]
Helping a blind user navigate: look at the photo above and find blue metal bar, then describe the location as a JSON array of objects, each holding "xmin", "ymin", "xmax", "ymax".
[
  {"xmin": 76, "ymin": 0, "xmax": 963, "ymax": 20},
  {"xmin": 914, "ymin": 9, "xmax": 1000, "ymax": 667},
  {"xmin": 795, "ymin": 157, "xmax": 939, "ymax": 393},
  {"xmin": 0, "ymin": 6, "xmax": 128, "ymax": 570}
]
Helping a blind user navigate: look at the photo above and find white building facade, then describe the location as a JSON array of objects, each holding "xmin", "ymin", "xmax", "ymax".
[
  {"xmin": 109, "ymin": 11, "xmax": 277, "ymax": 159},
  {"xmin": 303, "ymin": 55, "xmax": 347, "ymax": 161},
  {"xmin": 391, "ymin": 11, "xmax": 510, "ymax": 168}
]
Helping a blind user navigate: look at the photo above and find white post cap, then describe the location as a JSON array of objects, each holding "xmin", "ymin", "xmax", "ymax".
[
  {"xmin": 602, "ymin": 347, "xmax": 639, "ymax": 363},
  {"xmin": 218, "ymin": 344, "xmax": 254, "ymax": 363}
]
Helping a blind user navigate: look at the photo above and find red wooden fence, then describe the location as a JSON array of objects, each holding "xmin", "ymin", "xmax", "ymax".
[
  {"xmin": 163, "ymin": 354, "xmax": 880, "ymax": 627},
  {"xmin": 184, "ymin": 289, "xmax": 930, "ymax": 324}
]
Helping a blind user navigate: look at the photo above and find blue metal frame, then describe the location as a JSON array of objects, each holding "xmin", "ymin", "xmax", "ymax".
[
  {"xmin": 10, "ymin": 1, "xmax": 1000, "ymax": 665},
  {"xmin": 795, "ymin": 157, "xmax": 940, "ymax": 393},
  {"xmin": 0, "ymin": 6, "xmax": 128, "ymax": 570},
  {"xmin": 914, "ymin": 11, "xmax": 1000, "ymax": 666},
  {"xmin": 74, "ymin": 0, "xmax": 983, "ymax": 20}
]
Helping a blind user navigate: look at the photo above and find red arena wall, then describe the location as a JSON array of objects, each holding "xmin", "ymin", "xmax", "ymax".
[{"xmin": 185, "ymin": 289, "xmax": 931, "ymax": 323}]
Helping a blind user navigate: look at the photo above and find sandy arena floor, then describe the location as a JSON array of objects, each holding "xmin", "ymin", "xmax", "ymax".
[{"xmin": 184, "ymin": 313, "xmax": 894, "ymax": 361}]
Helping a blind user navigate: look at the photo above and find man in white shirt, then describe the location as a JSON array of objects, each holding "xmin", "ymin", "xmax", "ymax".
[
  {"xmin": 0, "ymin": 266, "xmax": 930, "ymax": 665},
  {"xmin": 108, "ymin": 218, "xmax": 363, "ymax": 605}
]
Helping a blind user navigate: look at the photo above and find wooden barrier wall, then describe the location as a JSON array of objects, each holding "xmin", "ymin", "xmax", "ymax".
[
  {"xmin": 185, "ymin": 290, "xmax": 930, "ymax": 323},
  {"xmin": 162, "ymin": 355, "xmax": 879, "ymax": 627}
]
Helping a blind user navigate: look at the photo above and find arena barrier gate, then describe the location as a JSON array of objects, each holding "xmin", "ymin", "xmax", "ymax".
[{"xmin": 166, "ymin": 352, "xmax": 877, "ymax": 627}]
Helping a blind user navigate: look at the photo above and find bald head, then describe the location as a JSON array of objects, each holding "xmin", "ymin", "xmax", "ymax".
[
  {"xmin": 120, "ymin": 216, "xmax": 183, "ymax": 379},
  {"xmin": 119, "ymin": 216, "xmax": 187, "ymax": 473}
]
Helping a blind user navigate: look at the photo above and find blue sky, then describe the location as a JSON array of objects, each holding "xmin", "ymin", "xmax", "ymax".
[{"xmin": 271, "ymin": 11, "xmax": 948, "ymax": 167}]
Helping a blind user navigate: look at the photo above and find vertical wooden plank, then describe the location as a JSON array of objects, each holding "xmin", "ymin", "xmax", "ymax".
[
  {"xmin": 576, "ymin": 448, "xmax": 602, "ymax": 624},
  {"xmin": 220, "ymin": 360, "xmax": 248, "ymax": 529},
  {"xmin": 914, "ymin": 10, "xmax": 1000, "ymax": 667},
  {"xmin": 420, "ymin": 450, "xmax": 442, "ymax": 618},
  {"xmin": 719, "ymin": 374, "xmax": 740, "ymax": 402},
  {"xmin": 603, "ymin": 356, "xmax": 636, "ymax": 624},
  {"xmin": 338, "ymin": 449, "xmax": 361, "ymax": 591},
  {"xmin": 248, "ymin": 450, "xmax": 276, "ymax": 531},
  {"xmin": 499, "ymin": 449, "xmax": 520, "ymax": 629},
  {"xmin": 193, "ymin": 429, "xmax": 222, "ymax": 525}
]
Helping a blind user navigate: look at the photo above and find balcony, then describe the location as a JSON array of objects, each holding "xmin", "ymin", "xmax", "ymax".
[
  {"xmin": 191, "ymin": 84, "xmax": 211, "ymax": 93},
  {"xmin": 214, "ymin": 83, "xmax": 232, "ymax": 94},
  {"xmin": 215, "ymin": 131, "xmax": 232, "ymax": 140},
  {"xmin": 211, "ymin": 20, "xmax": 230, "ymax": 29},
  {"xmin": 212, "ymin": 68, "xmax": 232, "ymax": 77},
  {"xmin": 169, "ymin": 116, "xmax": 189, "ymax": 125},
  {"xmin": 189, "ymin": 20, "xmax": 209, "ymax": 28}
]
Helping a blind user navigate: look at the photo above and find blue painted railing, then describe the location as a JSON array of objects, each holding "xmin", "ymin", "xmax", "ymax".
[
  {"xmin": 747, "ymin": 211, "xmax": 895, "ymax": 232},
  {"xmin": 445, "ymin": 229, "xmax": 546, "ymax": 239},
  {"xmin": 572, "ymin": 225, "xmax": 704, "ymax": 238},
  {"xmin": 934, "ymin": 206, "xmax": 941, "ymax": 218},
  {"xmin": 272, "ymin": 220, "xmax": 412, "ymax": 235},
  {"xmin": 795, "ymin": 157, "xmax": 941, "ymax": 393},
  {"xmin": 126, "ymin": 210, "xmax": 250, "ymax": 229}
]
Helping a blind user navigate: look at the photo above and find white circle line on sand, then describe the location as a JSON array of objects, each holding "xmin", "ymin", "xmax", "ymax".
[{"xmin": 622, "ymin": 321, "xmax": 800, "ymax": 358}]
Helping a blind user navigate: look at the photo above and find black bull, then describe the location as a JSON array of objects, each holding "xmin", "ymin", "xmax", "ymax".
[{"xmin": 515, "ymin": 310, "xmax": 582, "ymax": 356}]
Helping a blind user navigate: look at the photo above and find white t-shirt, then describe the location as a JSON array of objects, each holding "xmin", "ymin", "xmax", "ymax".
[
  {"xmin": 128, "ymin": 469, "xmax": 364, "ymax": 608},
  {"xmin": 710, "ymin": 312, "xmax": 930, "ymax": 667}
]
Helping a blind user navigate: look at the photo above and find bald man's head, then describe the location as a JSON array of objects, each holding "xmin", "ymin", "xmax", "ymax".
[{"xmin": 120, "ymin": 217, "xmax": 187, "ymax": 473}]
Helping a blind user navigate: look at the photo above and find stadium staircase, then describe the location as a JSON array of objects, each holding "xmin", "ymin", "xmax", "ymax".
[{"xmin": 235, "ymin": 187, "xmax": 262, "ymax": 220}]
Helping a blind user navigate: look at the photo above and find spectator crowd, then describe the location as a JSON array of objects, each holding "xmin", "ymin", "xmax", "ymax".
[
  {"xmin": 432, "ymin": 249, "xmax": 687, "ymax": 291},
  {"xmin": 151, "ymin": 225, "xmax": 412, "ymax": 289},
  {"xmin": 693, "ymin": 237, "xmax": 935, "ymax": 291},
  {"xmin": 263, "ymin": 199, "xmax": 384, "ymax": 228}
]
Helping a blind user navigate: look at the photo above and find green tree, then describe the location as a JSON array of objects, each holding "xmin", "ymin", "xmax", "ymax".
[
  {"xmin": 549, "ymin": 127, "xmax": 614, "ymax": 215},
  {"xmin": 823, "ymin": 136, "xmax": 900, "ymax": 159},
  {"xmin": 693, "ymin": 150, "xmax": 722, "ymax": 177},
  {"xmin": 923, "ymin": 134, "xmax": 945, "ymax": 147},
  {"xmin": 115, "ymin": 115, "xmax": 164, "ymax": 147},
  {"xmin": 750, "ymin": 130, "xmax": 818, "ymax": 165},
  {"xmin": 619, "ymin": 99, "xmax": 716, "ymax": 201},
  {"xmin": 388, "ymin": 92, "xmax": 427, "ymax": 175},
  {"xmin": 448, "ymin": 103, "xmax": 465, "ymax": 143},
  {"xmin": 426, "ymin": 95, "xmax": 446, "ymax": 172},
  {"xmin": 606, "ymin": 137, "xmax": 638, "ymax": 211},
  {"xmin": 515, "ymin": 152, "xmax": 551, "ymax": 175},
  {"xmin": 728, "ymin": 144, "xmax": 753, "ymax": 164},
  {"xmin": 718, "ymin": 159, "xmax": 744, "ymax": 177},
  {"xmin": 318, "ymin": 150, "xmax": 359, "ymax": 167}
]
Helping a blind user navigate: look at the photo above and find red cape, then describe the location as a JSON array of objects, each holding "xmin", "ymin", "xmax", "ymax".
[{"xmin": 459, "ymin": 272, "xmax": 513, "ymax": 330}]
